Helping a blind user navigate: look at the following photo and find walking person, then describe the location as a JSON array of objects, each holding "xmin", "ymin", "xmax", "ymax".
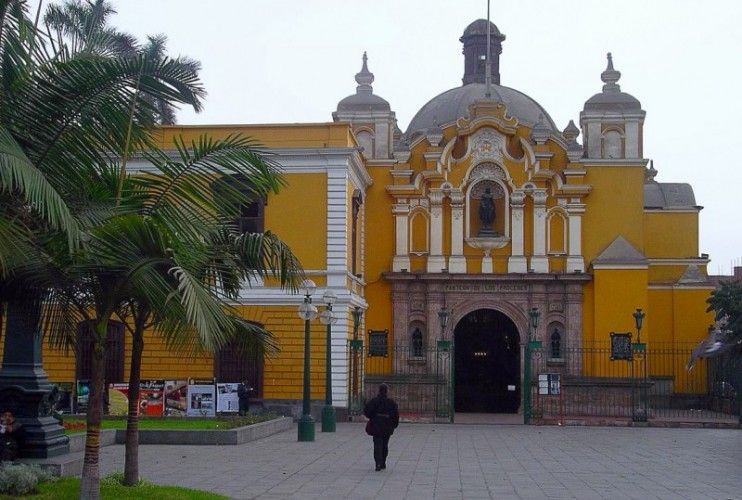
[{"xmin": 364, "ymin": 383, "xmax": 399, "ymax": 471}]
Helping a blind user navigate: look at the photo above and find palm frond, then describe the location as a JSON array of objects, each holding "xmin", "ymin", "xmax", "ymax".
[{"xmin": 0, "ymin": 126, "xmax": 79, "ymax": 245}]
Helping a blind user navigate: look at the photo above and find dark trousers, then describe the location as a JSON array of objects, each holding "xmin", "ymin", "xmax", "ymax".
[
  {"xmin": 373, "ymin": 435, "xmax": 390, "ymax": 467},
  {"xmin": 238, "ymin": 399, "xmax": 249, "ymax": 416}
]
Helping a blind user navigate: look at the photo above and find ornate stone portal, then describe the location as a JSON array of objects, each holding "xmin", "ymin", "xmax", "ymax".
[{"xmin": 387, "ymin": 271, "xmax": 591, "ymax": 376}]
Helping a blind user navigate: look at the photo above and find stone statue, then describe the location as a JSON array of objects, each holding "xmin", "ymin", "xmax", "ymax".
[{"xmin": 478, "ymin": 187, "xmax": 496, "ymax": 236}]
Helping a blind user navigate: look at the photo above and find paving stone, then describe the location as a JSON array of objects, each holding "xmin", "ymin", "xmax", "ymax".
[{"xmin": 93, "ymin": 422, "xmax": 741, "ymax": 499}]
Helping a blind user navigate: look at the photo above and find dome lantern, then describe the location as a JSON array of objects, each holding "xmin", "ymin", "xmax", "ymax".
[{"xmin": 460, "ymin": 19, "xmax": 506, "ymax": 86}]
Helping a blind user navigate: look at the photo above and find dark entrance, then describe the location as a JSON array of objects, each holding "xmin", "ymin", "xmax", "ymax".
[{"xmin": 454, "ymin": 309, "xmax": 520, "ymax": 413}]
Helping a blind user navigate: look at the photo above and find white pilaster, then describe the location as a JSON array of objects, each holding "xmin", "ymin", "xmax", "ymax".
[
  {"xmin": 530, "ymin": 189, "xmax": 549, "ymax": 273},
  {"xmin": 448, "ymin": 190, "xmax": 466, "ymax": 273},
  {"xmin": 427, "ymin": 189, "xmax": 446, "ymax": 272},
  {"xmin": 392, "ymin": 202, "xmax": 410, "ymax": 272},
  {"xmin": 508, "ymin": 190, "xmax": 527, "ymax": 273},
  {"xmin": 566, "ymin": 203, "xmax": 585, "ymax": 272},
  {"xmin": 327, "ymin": 169, "xmax": 349, "ymax": 287}
]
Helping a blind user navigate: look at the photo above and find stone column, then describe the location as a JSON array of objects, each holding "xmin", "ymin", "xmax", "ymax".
[
  {"xmin": 392, "ymin": 202, "xmax": 411, "ymax": 272},
  {"xmin": 508, "ymin": 190, "xmax": 527, "ymax": 273},
  {"xmin": 0, "ymin": 299, "xmax": 69, "ymax": 458},
  {"xmin": 566, "ymin": 203, "xmax": 586, "ymax": 273},
  {"xmin": 391, "ymin": 281, "xmax": 410, "ymax": 346},
  {"xmin": 448, "ymin": 190, "xmax": 466, "ymax": 273},
  {"xmin": 427, "ymin": 189, "xmax": 447, "ymax": 273},
  {"xmin": 565, "ymin": 282, "xmax": 584, "ymax": 375},
  {"xmin": 530, "ymin": 189, "xmax": 549, "ymax": 272}
]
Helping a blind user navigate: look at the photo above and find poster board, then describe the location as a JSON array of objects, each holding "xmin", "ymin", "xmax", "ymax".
[
  {"xmin": 186, "ymin": 378, "xmax": 216, "ymax": 417},
  {"xmin": 107, "ymin": 380, "xmax": 165, "ymax": 416},
  {"xmin": 164, "ymin": 380, "xmax": 188, "ymax": 416},
  {"xmin": 52, "ymin": 382, "xmax": 74, "ymax": 414},
  {"xmin": 139, "ymin": 380, "xmax": 165, "ymax": 416},
  {"xmin": 368, "ymin": 330, "xmax": 388, "ymax": 357},
  {"xmin": 216, "ymin": 383, "xmax": 240, "ymax": 413},
  {"xmin": 610, "ymin": 332, "xmax": 633, "ymax": 361},
  {"xmin": 75, "ymin": 380, "xmax": 90, "ymax": 413},
  {"xmin": 108, "ymin": 383, "xmax": 130, "ymax": 416},
  {"xmin": 538, "ymin": 373, "xmax": 561, "ymax": 395}
]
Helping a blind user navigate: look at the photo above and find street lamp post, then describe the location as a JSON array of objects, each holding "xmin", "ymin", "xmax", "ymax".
[
  {"xmin": 632, "ymin": 308, "xmax": 648, "ymax": 422},
  {"xmin": 297, "ymin": 279, "xmax": 318, "ymax": 442},
  {"xmin": 523, "ymin": 307, "xmax": 541, "ymax": 424},
  {"xmin": 350, "ymin": 306, "xmax": 363, "ymax": 415},
  {"xmin": 435, "ymin": 306, "xmax": 451, "ymax": 421},
  {"xmin": 319, "ymin": 290, "xmax": 338, "ymax": 432}
]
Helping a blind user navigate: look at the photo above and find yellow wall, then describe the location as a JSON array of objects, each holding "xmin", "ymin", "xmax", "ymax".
[
  {"xmin": 266, "ymin": 172, "xmax": 326, "ymax": 270},
  {"xmin": 644, "ymin": 212, "xmax": 699, "ymax": 258},
  {"xmin": 154, "ymin": 123, "xmax": 356, "ymax": 149},
  {"xmin": 583, "ymin": 166, "xmax": 645, "ymax": 263},
  {"xmin": 363, "ymin": 165, "xmax": 395, "ymax": 341}
]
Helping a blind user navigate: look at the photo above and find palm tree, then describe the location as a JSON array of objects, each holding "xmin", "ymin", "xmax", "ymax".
[
  {"xmin": 99, "ymin": 139, "xmax": 303, "ymax": 486},
  {"xmin": 44, "ymin": 0, "xmax": 196, "ymax": 124},
  {"xmin": 43, "ymin": 0, "xmax": 136, "ymax": 59},
  {"xmin": 2, "ymin": 4, "xmax": 304, "ymax": 497},
  {"xmin": 0, "ymin": 2, "xmax": 205, "ymax": 496},
  {"xmin": 139, "ymin": 34, "xmax": 200, "ymax": 125}
]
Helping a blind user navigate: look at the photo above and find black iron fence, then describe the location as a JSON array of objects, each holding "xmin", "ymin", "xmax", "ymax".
[
  {"xmin": 348, "ymin": 340, "xmax": 739, "ymax": 425},
  {"xmin": 348, "ymin": 342, "xmax": 454, "ymax": 422},
  {"xmin": 530, "ymin": 342, "xmax": 740, "ymax": 424}
]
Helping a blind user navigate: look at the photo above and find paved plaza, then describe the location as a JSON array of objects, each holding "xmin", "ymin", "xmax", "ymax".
[{"xmin": 99, "ymin": 422, "xmax": 741, "ymax": 499}]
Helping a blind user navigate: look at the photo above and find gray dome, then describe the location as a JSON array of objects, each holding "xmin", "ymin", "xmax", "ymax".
[
  {"xmin": 584, "ymin": 91, "xmax": 640, "ymax": 112},
  {"xmin": 337, "ymin": 92, "xmax": 390, "ymax": 112},
  {"xmin": 584, "ymin": 53, "xmax": 641, "ymax": 112},
  {"xmin": 405, "ymin": 83, "xmax": 557, "ymax": 137},
  {"xmin": 462, "ymin": 19, "xmax": 503, "ymax": 38},
  {"xmin": 644, "ymin": 182, "xmax": 697, "ymax": 209},
  {"xmin": 335, "ymin": 52, "xmax": 391, "ymax": 114}
]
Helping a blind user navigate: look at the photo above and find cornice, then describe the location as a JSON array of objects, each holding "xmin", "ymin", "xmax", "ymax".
[
  {"xmin": 382, "ymin": 271, "xmax": 592, "ymax": 283},
  {"xmin": 647, "ymin": 258, "xmax": 710, "ymax": 266},
  {"xmin": 644, "ymin": 208, "xmax": 702, "ymax": 214},
  {"xmin": 579, "ymin": 159, "xmax": 649, "ymax": 168}
]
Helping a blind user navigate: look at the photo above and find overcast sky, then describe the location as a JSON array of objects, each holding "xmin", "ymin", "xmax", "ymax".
[{"xmin": 33, "ymin": 0, "xmax": 742, "ymax": 274}]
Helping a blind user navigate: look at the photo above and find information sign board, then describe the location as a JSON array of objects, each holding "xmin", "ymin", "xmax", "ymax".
[{"xmin": 610, "ymin": 332, "xmax": 633, "ymax": 361}]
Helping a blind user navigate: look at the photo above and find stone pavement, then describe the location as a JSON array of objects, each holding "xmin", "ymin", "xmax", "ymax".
[{"xmin": 98, "ymin": 422, "xmax": 741, "ymax": 499}]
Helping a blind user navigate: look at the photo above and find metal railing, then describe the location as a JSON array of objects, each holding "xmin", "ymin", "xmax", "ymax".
[
  {"xmin": 348, "ymin": 340, "xmax": 739, "ymax": 425},
  {"xmin": 348, "ymin": 342, "xmax": 454, "ymax": 422},
  {"xmin": 529, "ymin": 343, "xmax": 740, "ymax": 424}
]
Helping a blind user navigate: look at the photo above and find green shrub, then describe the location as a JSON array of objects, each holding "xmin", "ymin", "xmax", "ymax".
[
  {"xmin": 0, "ymin": 463, "xmax": 56, "ymax": 495},
  {"xmin": 101, "ymin": 471, "xmax": 145, "ymax": 487}
]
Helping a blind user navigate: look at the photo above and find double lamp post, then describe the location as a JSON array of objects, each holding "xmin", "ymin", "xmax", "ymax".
[{"xmin": 296, "ymin": 279, "xmax": 345, "ymax": 442}]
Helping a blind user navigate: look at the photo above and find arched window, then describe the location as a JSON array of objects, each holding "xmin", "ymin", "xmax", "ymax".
[
  {"xmin": 411, "ymin": 327, "xmax": 424, "ymax": 357},
  {"xmin": 356, "ymin": 130, "xmax": 374, "ymax": 159},
  {"xmin": 550, "ymin": 328, "xmax": 562, "ymax": 359},
  {"xmin": 602, "ymin": 130, "xmax": 622, "ymax": 159}
]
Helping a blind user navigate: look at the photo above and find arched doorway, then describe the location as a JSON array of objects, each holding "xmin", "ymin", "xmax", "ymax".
[{"xmin": 454, "ymin": 308, "xmax": 520, "ymax": 413}]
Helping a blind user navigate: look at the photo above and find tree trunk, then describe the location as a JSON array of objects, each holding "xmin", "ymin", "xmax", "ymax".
[
  {"xmin": 79, "ymin": 320, "xmax": 107, "ymax": 500},
  {"xmin": 123, "ymin": 330, "xmax": 143, "ymax": 486}
]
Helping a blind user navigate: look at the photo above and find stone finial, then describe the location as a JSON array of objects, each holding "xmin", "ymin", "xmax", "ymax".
[
  {"xmin": 645, "ymin": 159, "xmax": 658, "ymax": 181},
  {"xmin": 563, "ymin": 120, "xmax": 583, "ymax": 161},
  {"xmin": 562, "ymin": 120, "xmax": 580, "ymax": 142},
  {"xmin": 530, "ymin": 114, "xmax": 550, "ymax": 145},
  {"xmin": 601, "ymin": 52, "xmax": 622, "ymax": 93},
  {"xmin": 355, "ymin": 51, "xmax": 374, "ymax": 93}
]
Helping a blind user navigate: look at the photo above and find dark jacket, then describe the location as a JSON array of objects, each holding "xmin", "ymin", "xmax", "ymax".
[
  {"xmin": 0, "ymin": 423, "xmax": 23, "ymax": 462},
  {"xmin": 364, "ymin": 395, "xmax": 399, "ymax": 437}
]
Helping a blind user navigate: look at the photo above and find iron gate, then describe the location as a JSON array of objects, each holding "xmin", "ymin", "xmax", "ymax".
[{"xmin": 348, "ymin": 340, "xmax": 454, "ymax": 422}]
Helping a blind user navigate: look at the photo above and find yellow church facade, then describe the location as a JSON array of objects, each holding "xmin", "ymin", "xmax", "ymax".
[{"xmin": 30, "ymin": 20, "xmax": 715, "ymax": 418}]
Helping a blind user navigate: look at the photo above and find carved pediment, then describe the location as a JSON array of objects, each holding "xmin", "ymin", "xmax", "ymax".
[{"xmin": 469, "ymin": 128, "xmax": 506, "ymax": 164}]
